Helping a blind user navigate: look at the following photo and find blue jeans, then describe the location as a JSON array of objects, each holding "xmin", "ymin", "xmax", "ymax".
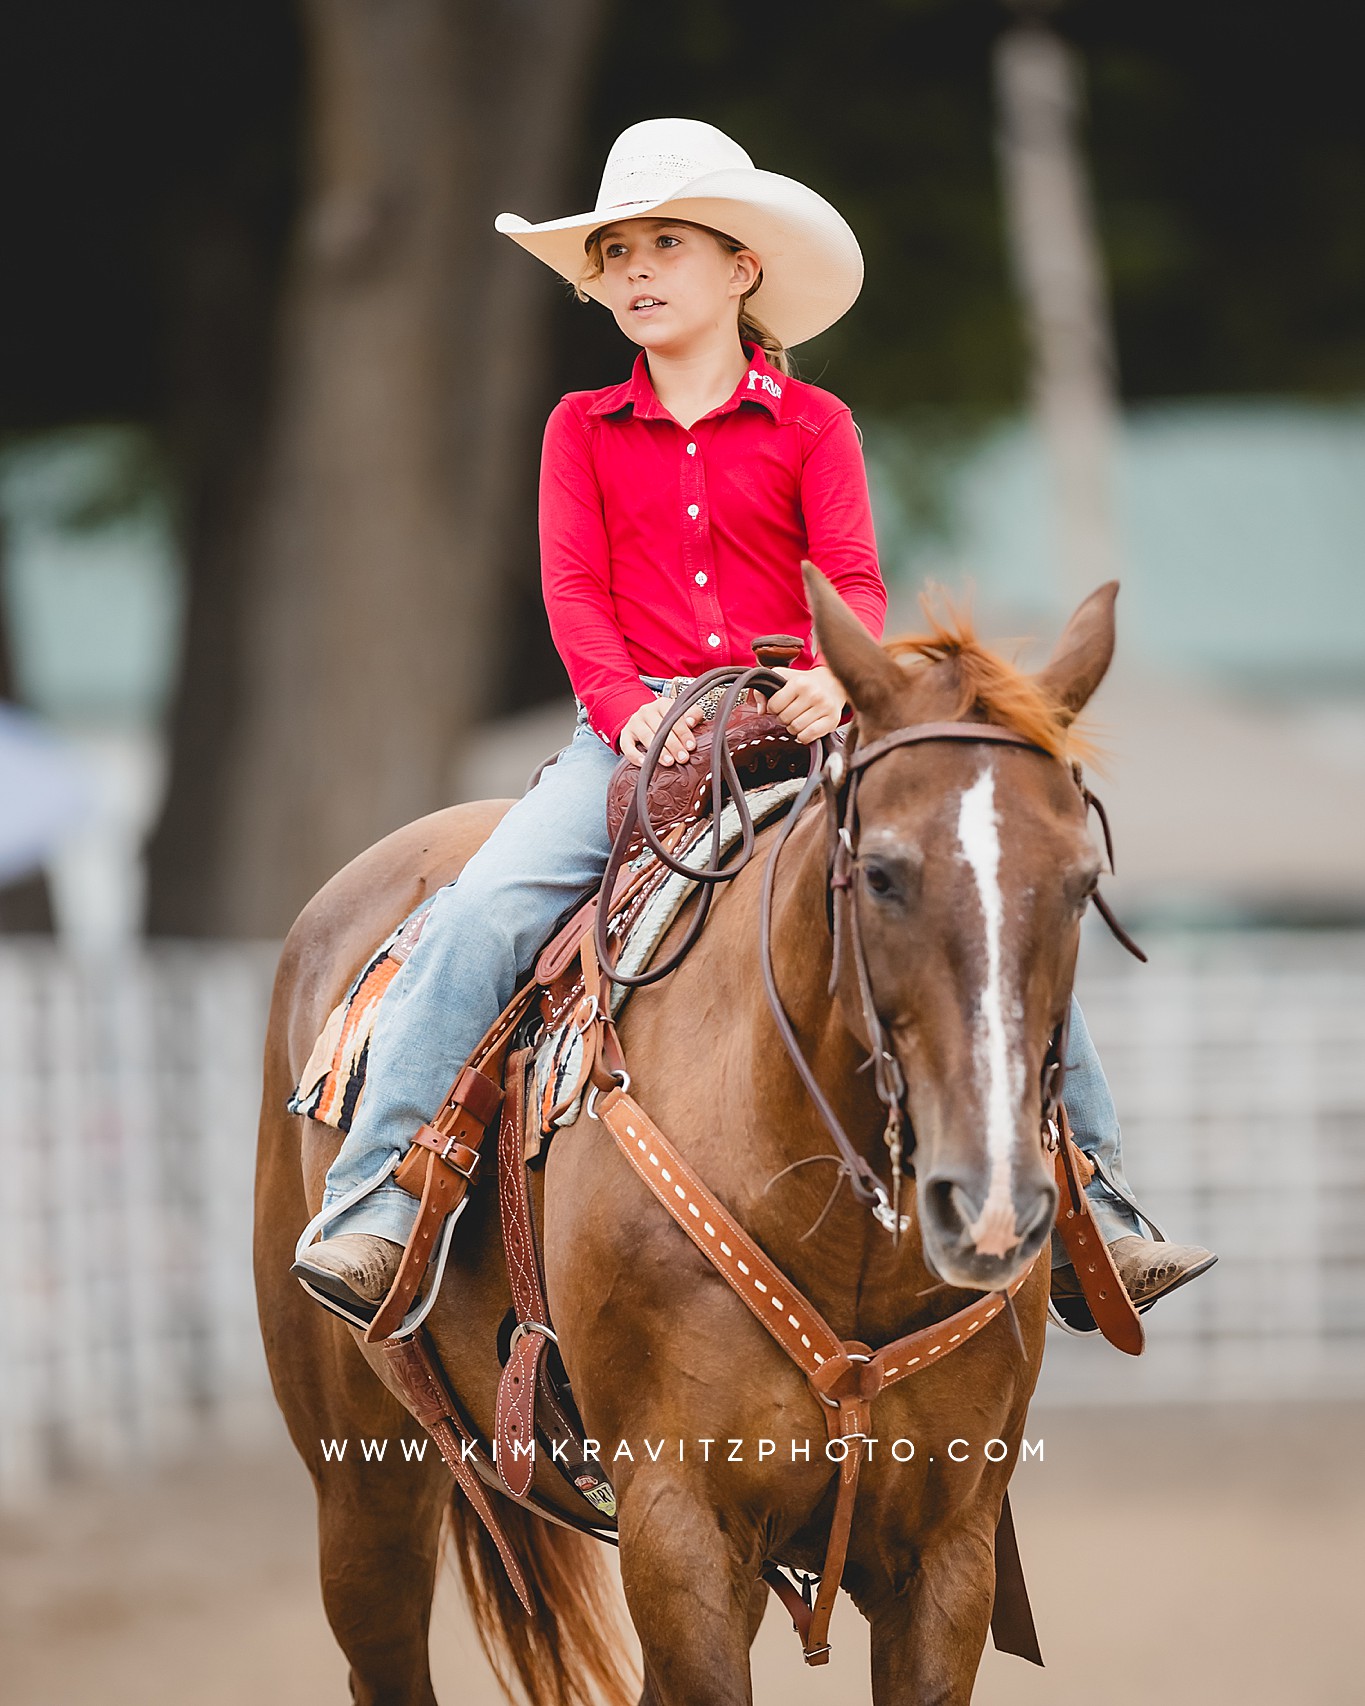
[{"xmin": 319, "ymin": 675, "xmax": 1144, "ymax": 1250}]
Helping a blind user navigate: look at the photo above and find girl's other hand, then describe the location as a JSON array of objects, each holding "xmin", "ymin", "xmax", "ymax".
[
  {"xmin": 618, "ymin": 697, "xmax": 704, "ymax": 767},
  {"xmin": 759, "ymin": 664, "xmax": 847, "ymax": 743}
]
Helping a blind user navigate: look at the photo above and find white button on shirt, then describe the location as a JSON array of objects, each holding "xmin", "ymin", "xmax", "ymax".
[
  {"xmin": 686, "ymin": 443, "xmax": 697, "ymax": 455},
  {"xmin": 695, "ymin": 571, "xmax": 707, "ymax": 585},
  {"xmin": 687, "ymin": 504, "xmax": 700, "ymax": 519},
  {"xmin": 707, "ymin": 633, "xmax": 720, "ymax": 647}
]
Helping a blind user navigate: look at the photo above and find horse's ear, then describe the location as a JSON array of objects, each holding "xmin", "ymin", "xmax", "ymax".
[
  {"xmin": 803, "ymin": 561, "xmax": 905, "ymax": 728},
  {"xmin": 1033, "ymin": 581, "xmax": 1119, "ymax": 723}
]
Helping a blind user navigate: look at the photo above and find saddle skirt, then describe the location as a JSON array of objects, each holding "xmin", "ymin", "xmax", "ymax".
[{"xmin": 287, "ymin": 775, "xmax": 806, "ymax": 1134}]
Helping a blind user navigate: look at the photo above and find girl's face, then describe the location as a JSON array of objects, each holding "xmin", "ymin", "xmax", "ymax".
[{"xmin": 592, "ymin": 218, "xmax": 761, "ymax": 356}]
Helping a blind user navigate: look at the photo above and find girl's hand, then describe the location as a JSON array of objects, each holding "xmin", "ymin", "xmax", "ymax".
[
  {"xmin": 618, "ymin": 697, "xmax": 705, "ymax": 767},
  {"xmin": 757, "ymin": 665, "xmax": 847, "ymax": 743}
]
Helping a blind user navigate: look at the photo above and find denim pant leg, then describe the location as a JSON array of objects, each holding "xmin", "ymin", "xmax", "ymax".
[
  {"xmin": 1052, "ymin": 994, "xmax": 1145, "ymax": 1262},
  {"xmin": 319, "ymin": 715, "xmax": 623, "ymax": 1243}
]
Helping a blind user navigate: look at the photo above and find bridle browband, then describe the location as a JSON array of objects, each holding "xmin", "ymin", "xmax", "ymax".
[{"xmin": 593, "ymin": 662, "xmax": 1145, "ymax": 1240}]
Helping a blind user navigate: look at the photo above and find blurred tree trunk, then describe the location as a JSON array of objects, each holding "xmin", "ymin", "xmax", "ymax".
[
  {"xmin": 148, "ymin": 0, "xmax": 603, "ymax": 937},
  {"xmin": 994, "ymin": 9, "xmax": 1123, "ymax": 599}
]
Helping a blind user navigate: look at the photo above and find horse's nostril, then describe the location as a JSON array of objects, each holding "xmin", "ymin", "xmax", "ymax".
[
  {"xmin": 1018, "ymin": 1185, "xmax": 1058, "ymax": 1247},
  {"xmin": 926, "ymin": 1176, "xmax": 980, "ymax": 1239},
  {"xmin": 950, "ymin": 1183, "xmax": 981, "ymax": 1231}
]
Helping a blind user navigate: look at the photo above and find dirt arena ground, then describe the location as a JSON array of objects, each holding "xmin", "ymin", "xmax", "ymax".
[{"xmin": 1, "ymin": 1402, "xmax": 1359, "ymax": 1705}]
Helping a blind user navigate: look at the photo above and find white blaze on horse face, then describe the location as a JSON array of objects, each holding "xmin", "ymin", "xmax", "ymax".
[{"xmin": 956, "ymin": 766, "xmax": 1024, "ymax": 1258}]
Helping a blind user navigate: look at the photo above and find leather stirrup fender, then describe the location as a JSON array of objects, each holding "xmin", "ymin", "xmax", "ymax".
[{"xmin": 1051, "ymin": 1111, "xmax": 1145, "ymax": 1356}]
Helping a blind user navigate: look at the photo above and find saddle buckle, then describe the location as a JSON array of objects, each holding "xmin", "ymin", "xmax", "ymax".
[{"xmin": 439, "ymin": 1136, "xmax": 479, "ymax": 1179}]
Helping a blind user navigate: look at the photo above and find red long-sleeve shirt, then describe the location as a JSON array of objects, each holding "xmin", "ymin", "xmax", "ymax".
[{"xmin": 538, "ymin": 342, "xmax": 887, "ymax": 752}]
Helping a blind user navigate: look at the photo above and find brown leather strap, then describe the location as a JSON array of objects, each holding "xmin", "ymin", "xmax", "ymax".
[
  {"xmin": 1052, "ymin": 1111, "xmax": 1144, "ymax": 1356},
  {"xmin": 846, "ymin": 720, "xmax": 1050, "ymax": 770},
  {"xmin": 407, "ymin": 1126, "xmax": 481, "ymax": 1177},
  {"xmin": 801, "ymin": 1399, "xmax": 869, "ymax": 1662},
  {"xmin": 495, "ymin": 1048, "xmax": 618, "ymax": 1514},
  {"xmin": 761, "ymin": 1564, "xmax": 816, "ymax": 1643},
  {"xmin": 597, "ymin": 1083, "xmax": 1032, "ymax": 1388},
  {"xmin": 990, "ymin": 1490, "xmax": 1043, "ymax": 1664},
  {"xmin": 495, "ymin": 1050, "xmax": 544, "ymax": 1499},
  {"xmin": 533, "ymin": 859, "xmax": 647, "ymax": 986},
  {"xmin": 594, "ymin": 1079, "xmax": 1038, "ymax": 1664},
  {"xmin": 387, "ymin": 1325, "xmax": 619, "ymax": 1545},
  {"xmin": 378, "ymin": 1336, "xmax": 534, "ymax": 1613},
  {"xmin": 768, "ymin": 1488, "xmax": 1041, "ymax": 1667},
  {"xmin": 362, "ymin": 986, "xmax": 538, "ymax": 1344},
  {"xmin": 579, "ymin": 928, "xmax": 629, "ymax": 1093},
  {"xmin": 494, "ymin": 1330, "xmax": 543, "ymax": 1500},
  {"xmin": 540, "ymin": 988, "xmax": 602, "ymax": 1128}
]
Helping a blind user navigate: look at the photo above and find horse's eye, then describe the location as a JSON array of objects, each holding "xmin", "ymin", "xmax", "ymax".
[
  {"xmin": 862, "ymin": 862, "xmax": 893, "ymax": 896},
  {"xmin": 1073, "ymin": 869, "xmax": 1101, "ymax": 913}
]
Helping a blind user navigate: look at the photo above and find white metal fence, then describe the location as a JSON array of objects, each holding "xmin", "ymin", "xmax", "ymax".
[
  {"xmin": 1038, "ymin": 928, "xmax": 1365, "ymax": 1404},
  {"xmin": 0, "ymin": 942, "xmax": 279, "ymax": 1503},
  {"xmin": 0, "ymin": 931, "xmax": 1362, "ymax": 1500}
]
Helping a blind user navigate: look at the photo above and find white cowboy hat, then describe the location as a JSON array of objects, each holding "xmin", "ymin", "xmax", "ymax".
[{"xmin": 495, "ymin": 117, "xmax": 863, "ymax": 348}]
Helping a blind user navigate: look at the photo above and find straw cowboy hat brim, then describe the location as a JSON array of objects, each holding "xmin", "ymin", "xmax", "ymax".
[{"xmin": 495, "ymin": 120, "xmax": 863, "ymax": 348}]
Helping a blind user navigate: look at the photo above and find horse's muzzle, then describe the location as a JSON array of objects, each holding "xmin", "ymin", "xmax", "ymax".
[{"xmin": 918, "ymin": 1170, "xmax": 1057, "ymax": 1289}]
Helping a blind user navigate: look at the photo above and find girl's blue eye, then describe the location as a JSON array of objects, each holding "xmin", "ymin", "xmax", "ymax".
[
  {"xmin": 604, "ymin": 244, "xmax": 626, "ymax": 259},
  {"xmin": 657, "ymin": 234, "xmax": 679, "ymax": 247}
]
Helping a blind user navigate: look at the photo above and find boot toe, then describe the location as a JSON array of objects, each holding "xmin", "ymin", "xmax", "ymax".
[
  {"xmin": 1107, "ymin": 1236, "xmax": 1217, "ymax": 1307},
  {"xmin": 296, "ymin": 1233, "xmax": 405, "ymax": 1304}
]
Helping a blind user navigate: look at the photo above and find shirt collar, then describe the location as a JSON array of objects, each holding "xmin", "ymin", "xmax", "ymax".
[{"xmin": 585, "ymin": 342, "xmax": 787, "ymax": 423}]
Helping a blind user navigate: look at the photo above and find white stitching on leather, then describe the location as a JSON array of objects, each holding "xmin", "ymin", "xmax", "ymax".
[{"xmin": 615, "ymin": 1103, "xmax": 1029, "ymax": 1384}]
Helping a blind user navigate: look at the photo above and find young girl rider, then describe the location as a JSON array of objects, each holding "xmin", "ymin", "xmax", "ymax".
[{"xmin": 295, "ymin": 118, "xmax": 1213, "ymax": 1322}]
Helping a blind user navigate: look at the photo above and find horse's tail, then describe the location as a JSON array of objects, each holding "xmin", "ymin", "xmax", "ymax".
[{"xmin": 444, "ymin": 1490, "xmax": 638, "ymax": 1706}]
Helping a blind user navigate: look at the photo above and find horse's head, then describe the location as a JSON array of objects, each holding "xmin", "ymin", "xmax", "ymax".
[{"xmin": 807, "ymin": 564, "xmax": 1117, "ymax": 1291}]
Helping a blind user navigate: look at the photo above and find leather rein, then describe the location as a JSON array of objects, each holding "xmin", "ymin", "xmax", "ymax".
[{"xmin": 591, "ymin": 661, "xmax": 1146, "ymax": 1243}]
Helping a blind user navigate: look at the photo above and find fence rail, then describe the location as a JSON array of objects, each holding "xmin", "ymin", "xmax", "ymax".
[{"xmin": 1, "ymin": 931, "xmax": 1362, "ymax": 1500}]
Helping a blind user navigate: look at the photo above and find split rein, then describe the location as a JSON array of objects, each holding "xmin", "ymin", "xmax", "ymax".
[{"xmin": 589, "ymin": 661, "xmax": 1146, "ymax": 1241}]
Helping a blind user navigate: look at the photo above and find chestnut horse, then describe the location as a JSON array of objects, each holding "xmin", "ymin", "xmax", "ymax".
[{"xmin": 254, "ymin": 570, "xmax": 1117, "ymax": 1706}]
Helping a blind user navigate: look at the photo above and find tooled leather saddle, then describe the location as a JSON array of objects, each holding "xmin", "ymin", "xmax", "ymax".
[{"xmin": 523, "ymin": 633, "xmax": 815, "ymax": 861}]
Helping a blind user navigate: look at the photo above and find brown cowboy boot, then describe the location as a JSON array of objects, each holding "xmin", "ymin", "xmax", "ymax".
[
  {"xmin": 295, "ymin": 1234, "xmax": 404, "ymax": 1308},
  {"xmin": 1052, "ymin": 1234, "xmax": 1216, "ymax": 1316}
]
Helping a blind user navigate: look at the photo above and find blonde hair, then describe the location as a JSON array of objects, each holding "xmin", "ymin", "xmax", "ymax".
[{"xmin": 577, "ymin": 221, "xmax": 792, "ymax": 376}]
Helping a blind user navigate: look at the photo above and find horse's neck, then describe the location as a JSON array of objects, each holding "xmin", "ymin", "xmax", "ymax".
[{"xmin": 717, "ymin": 805, "xmax": 943, "ymax": 1333}]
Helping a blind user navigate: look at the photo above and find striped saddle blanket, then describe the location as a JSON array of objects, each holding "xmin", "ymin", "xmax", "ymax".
[{"xmin": 287, "ymin": 775, "xmax": 806, "ymax": 1135}]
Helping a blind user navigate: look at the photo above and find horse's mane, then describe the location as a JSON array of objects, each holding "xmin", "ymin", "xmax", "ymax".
[{"xmin": 883, "ymin": 590, "xmax": 1095, "ymax": 765}]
